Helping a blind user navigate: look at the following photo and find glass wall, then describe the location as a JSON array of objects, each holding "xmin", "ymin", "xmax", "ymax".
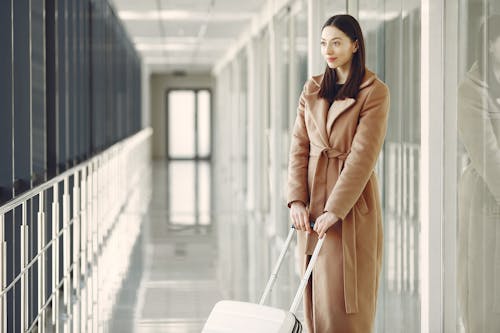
[
  {"xmin": 357, "ymin": 0, "xmax": 421, "ymax": 331},
  {"xmin": 0, "ymin": 0, "xmax": 142, "ymax": 206},
  {"xmin": 273, "ymin": 6, "xmax": 291, "ymax": 238},
  {"xmin": 213, "ymin": 0, "xmax": 309, "ymax": 308},
  {"xmin": 213, "ymin": 46, "xmax": 251, "ymax": 300},
  {"xmin": 290, "ymin": 2, "xmax": 308, "ymax": 129},
  {"xmin": 446, "ymin": 0, "xmax": 500, "ymax": 332}
]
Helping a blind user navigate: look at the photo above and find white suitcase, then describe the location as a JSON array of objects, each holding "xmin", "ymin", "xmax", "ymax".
[{"xmin": 202, "ymin": 224, "xmax": 324, "ymax": 333}]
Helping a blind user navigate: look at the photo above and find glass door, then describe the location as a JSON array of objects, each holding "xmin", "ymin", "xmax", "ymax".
[{"xmin": 166, "ymin": 89, "xmax": 212, "ymax": 227}]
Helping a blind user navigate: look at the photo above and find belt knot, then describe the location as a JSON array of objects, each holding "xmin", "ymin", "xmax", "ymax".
[{"xmin": 310, "ymin": 144, "xmax": 349, "ymax": 160}]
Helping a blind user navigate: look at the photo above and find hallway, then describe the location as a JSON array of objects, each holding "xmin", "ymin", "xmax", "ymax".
[{"xmin": 2, "ymin": 0, "xmax": 499, "ymax": 332}]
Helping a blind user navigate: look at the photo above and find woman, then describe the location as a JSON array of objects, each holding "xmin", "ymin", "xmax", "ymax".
[
  {"xmin": 287, "ymin": 14, "xmax": 389, "ymax": 332},
  {"xmin": 457, "ymin": 15, "xmax": 500, "ymax": 332}
]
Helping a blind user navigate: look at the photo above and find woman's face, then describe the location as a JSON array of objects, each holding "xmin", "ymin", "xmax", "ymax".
[{"xmin": 321, "ymin": 25, "xmax": 358, "ymax": 71}]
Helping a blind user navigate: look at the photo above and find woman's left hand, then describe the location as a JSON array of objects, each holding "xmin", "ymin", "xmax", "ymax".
[{"xmin": 313, "ymin": 212, "xmax": 340, "ymax": 239}]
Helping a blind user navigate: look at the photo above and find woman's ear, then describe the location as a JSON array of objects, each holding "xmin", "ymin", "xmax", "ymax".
[{"xmin": 353, "ymin": 40, "xmax": 359, "ymax": 53}]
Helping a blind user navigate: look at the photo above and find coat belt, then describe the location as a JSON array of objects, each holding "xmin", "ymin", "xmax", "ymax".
[
  {"xmin": 309, "ymin": 143, "xmax": 349, "ymax": 219},
  {"xmin": 308, "ymin": 143, "xmax": 359, "ymax": 313}
]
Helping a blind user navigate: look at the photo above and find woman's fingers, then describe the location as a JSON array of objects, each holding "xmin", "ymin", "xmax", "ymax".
[
  {"xmin": 313, "ymin": 216, "xmax": 320, "ymax": 232},
  {"xmin": 293, "ymin": 210, "xmax": 303, "ymax": 230},
  {"xmin": 300, "ymin": 211, "xmax": 307, "ymax": 232},
  {"xmin": 304, "ymin": 211, "xmax": 311, "ymax": 233},
  {"xmin": 317, "ymin": 223, "xmax": 325, "ymax": 238},
  {"xmin": 292, "ymin": 213, "xmax": 301, "ymax": 230},
  {"xmin": 300, "ymin": 214, "xmax": 307, "ymax": 231},
  {"xmin": 290, "ymin": 205, "xmax": 309, "ymax": 231},
  {"xmin": 314, "ymin": 216, "xmax": 325, "ymax": 238}
]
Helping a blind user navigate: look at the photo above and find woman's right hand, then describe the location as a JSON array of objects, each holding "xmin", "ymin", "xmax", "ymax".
[{"xmin": 290, "ymin": 201, "xmax": 311, "ymax": 233}]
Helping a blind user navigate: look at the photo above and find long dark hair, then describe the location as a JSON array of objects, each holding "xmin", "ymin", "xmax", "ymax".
[{"xmin": 318, "ymin": 14, "xmax": 366, "ymax": 103}]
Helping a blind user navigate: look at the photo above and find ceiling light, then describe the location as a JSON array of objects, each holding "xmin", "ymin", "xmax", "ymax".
[{"xmin": 119, "ymin": 10, "xmax": 253, "ymax": 21}]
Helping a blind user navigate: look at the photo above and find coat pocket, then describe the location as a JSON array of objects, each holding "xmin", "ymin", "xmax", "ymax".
[{"xmin": 355, "ymin": 193, "xmax": 370, "ymax": 215}]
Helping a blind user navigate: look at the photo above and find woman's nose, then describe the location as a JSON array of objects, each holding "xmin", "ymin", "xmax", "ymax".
[{"xmin": 325, "ymin": 43, "xmax": 334, "ymax": 53}]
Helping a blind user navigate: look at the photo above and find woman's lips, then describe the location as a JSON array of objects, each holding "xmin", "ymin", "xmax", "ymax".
[{"xmin": 327, "ymin": 57, "xmax": 337, "ymax": 62}]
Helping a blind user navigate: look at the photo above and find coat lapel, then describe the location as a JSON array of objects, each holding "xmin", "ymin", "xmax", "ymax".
[
  {"xmin": 304, "ymin": 92, "xmax": 330, "ymax": 147},
  {"xmin": 326, "ymin": 98, "xmax": 356, "ymax": 137}
]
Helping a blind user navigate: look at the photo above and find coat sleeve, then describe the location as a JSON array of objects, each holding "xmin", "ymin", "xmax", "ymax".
[
  {"xmin": 458, "ymin": 79, "xmax": 500, "ymax": 205},
  {"xmin": 324, "ymin": 82, "xmax": 390, "ymax": 219},
  {"xmin": 287, "ymin": 83, "xmax": 310, "ymax": 207}
]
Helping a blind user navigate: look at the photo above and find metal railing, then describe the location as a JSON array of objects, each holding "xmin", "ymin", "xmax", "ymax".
[{"xmin": 0, "ymin": 128, "xmax": 152, "ymax": 333}]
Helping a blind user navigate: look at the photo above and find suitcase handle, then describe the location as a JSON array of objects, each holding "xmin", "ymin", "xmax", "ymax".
[
  {"xmin": 258, "ymin": 222, "xmax": 317, "ymax": 307},
  {"xmin": 289, "ymin": 231, "xmax": 325, "ymax": 314}
]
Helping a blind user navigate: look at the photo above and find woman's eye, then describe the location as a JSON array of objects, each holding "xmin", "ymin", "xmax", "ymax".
[
  {"xmin": 334, "ymin": 41, "xmax": 340, "ymax": 46},
  {"xmin": 320, "ymin": 41, "xmax": 326, "ymax": 46}
]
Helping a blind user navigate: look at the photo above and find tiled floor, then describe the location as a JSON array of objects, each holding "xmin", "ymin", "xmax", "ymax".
[{"xmin": 106, "ymin": 161, "xmax": 223, "ymax": 333}]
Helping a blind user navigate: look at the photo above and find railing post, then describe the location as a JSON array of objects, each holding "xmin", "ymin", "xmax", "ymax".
[
  {"xmin": 0, "ymin": 213, "xmax": 5, "ymax": 333},
  {"xmin": 63, "ymin": 176, "xmax": 71, "ymax": 317},
  {"xmin": 92, "ymin": 158, "xmax": 99, "ymax": 333},
  {"xmin": 21, "ymin": 202, "xmax": 29, "ymax": 331},
  {"xmin": 73, "ymin": 171, "xmax": 80, "ymax": 291},
  {"xmin": 80, "ymin": 166, "xmax": 87, "ymax": 333},
  {"xmin": 72, "ymin": 170, "xmax": 81, "ymax": 333},
  {"xmin": 52, "ymin": 183, "xmax": 60, "ymax": 333},
  {"xmin": 87, "ymin": 162, "xmax": 94, "ymax": 332},
  {"xmin": 38, "ymin": 192, "xmax": 46, "ymax": 333}
]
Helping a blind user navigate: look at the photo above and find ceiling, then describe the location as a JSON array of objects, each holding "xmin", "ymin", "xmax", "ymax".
[{"xmin": 110, "ymin": 0, "xmax": 268, "ymax": 74}]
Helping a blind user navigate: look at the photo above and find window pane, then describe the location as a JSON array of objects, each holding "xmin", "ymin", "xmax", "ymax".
[
  {"xmin": 358, "ymin": 0, "xmax": 421, "ymax": 331},
  {"xmin": 197, "ymin": 90, "xmax": 211, "ymax": 157},
  {"xmin": 168, "ymin": 90, "xmax": 195, "ymax": 157},
  {"xmin": 198, "ymin": 161, "xmax": 211, "ymax": 225},
  {"xmin": 291, "ymin": 1, "xmax": 308, "ymax": 130}
]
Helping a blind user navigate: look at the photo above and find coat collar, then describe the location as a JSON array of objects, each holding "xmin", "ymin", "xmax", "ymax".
[{"xmin": 304, "ymin": 69, "xmax": 377, "ymax": 147}]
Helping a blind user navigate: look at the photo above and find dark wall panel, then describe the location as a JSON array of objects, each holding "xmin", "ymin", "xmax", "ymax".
[
  {"xmin": 13, "ymin": 0, "xmax": 31, "ymax": 196},
  {"xmin": 67, "ymin": 0, "xmax": 76, "ymax": 166},
  {"xmin": 32, "ymin": 0, "xmax": 47, "ymax": 186},
  {"xmin": 57, "ymin": 0, "xmax": 68, "ymax": 172},
  {"xmin": 46, "ymin": 0, "xmax": 57, "ymax": 179},
  {"xmin": 0, "ymin": 0, "xmax": 13, "ymax": 204}
]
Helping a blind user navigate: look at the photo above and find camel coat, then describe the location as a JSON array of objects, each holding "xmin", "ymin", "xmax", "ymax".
[
  {"xmin": 458, "ymin": 62, "xmax": 500, "ymax": 332},
  {"xmin": 287, "ymin": 69, "xmax": 389, "ymax": 333}
]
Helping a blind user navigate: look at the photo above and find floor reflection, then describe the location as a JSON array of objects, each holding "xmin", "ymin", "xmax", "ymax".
[{"xmin": 106, "ymin": 160, "xmax": 220, "ymax": 333}]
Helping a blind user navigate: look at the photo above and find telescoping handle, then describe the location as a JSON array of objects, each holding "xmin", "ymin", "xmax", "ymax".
[
  {"xmin": 289, "ymin": 231, "xmax": 325, "ymax": 314},
  {"xmin": 258, "ymin": 222, "xmax": 315, "ymax": 306}
]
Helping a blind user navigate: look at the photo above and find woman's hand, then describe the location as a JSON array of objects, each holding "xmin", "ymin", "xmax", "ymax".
[
  {"xmin": 314, "ymin": 211, "xmax": 339, "ymax": 239},
  {"xmin": 290, "ymin": 201, "xmax": 311, "ymax": 233}
]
